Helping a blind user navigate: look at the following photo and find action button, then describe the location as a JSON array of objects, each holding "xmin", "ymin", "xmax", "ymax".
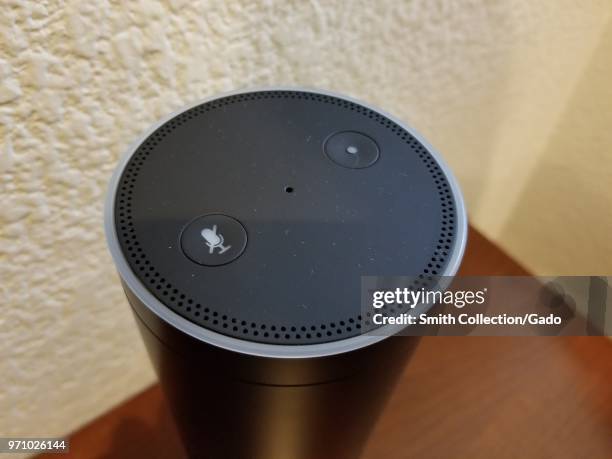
[{"xmin": 324, "ymin": 131, "xmax": 380, "ymax": 169}]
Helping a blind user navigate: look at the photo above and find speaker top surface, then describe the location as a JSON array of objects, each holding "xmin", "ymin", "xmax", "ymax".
[{"xmin": 108, "ymin": 89, "xmax": 466, "ymax": 348}]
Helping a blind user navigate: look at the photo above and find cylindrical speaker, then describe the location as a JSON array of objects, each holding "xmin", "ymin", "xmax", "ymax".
[{"xmin": 105, "ymin": 88, "xmax": 467, "ymax": 459}]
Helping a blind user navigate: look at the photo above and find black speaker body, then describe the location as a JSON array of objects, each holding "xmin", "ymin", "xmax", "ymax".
[{"xmin": 105, "ymin": 88, "xmax": 467, "ymax": 459}]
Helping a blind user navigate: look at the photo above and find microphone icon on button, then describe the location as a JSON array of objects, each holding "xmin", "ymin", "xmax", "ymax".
[{"xmin": 201, "ymin": 225, "xmax": 232, "ymax": 254}]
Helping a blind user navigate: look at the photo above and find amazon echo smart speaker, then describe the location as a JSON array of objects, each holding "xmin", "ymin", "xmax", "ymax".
[{"xmin": 105, "ymin": 88, "xmax": 467, "ymax": 459}]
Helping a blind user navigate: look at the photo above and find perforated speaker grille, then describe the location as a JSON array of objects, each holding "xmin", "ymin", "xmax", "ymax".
[{"xmin": 114, "ymin": 90, "xmax": 459, "ymax": 345}]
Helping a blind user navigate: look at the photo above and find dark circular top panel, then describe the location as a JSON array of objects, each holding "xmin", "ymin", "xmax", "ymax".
[{"xmin": 114, "ymin": 90, "xmax": 460, "ymax": 345}]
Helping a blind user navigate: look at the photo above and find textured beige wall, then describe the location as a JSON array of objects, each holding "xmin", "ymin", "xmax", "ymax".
[{"xmin": 1, "ymin": 0, "xmax": 611, "ymax": 444}]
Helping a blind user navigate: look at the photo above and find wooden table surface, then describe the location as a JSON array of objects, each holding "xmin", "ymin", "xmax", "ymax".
[{"xmin": 38, "ymin": 228, "xmax": 612, "ymax": 458}]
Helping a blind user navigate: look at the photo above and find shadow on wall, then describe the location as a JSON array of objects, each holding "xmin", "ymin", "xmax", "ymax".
[
  {"xmin": 498, "ymin": 17, "xmax": 612, "ymax": 275},
  {"xmin": 365, "ymin": 3, "xmax": 526, "ymax": 214}
]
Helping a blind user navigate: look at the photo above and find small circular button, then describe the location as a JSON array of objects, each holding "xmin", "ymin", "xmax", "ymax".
[
  {"xmin": 324, "ymin": 131, "xmax": 380, "ymax": 169},
  {"xmin": 181, "ymin": 214, "xmax": 247, "ymax": 266}
]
